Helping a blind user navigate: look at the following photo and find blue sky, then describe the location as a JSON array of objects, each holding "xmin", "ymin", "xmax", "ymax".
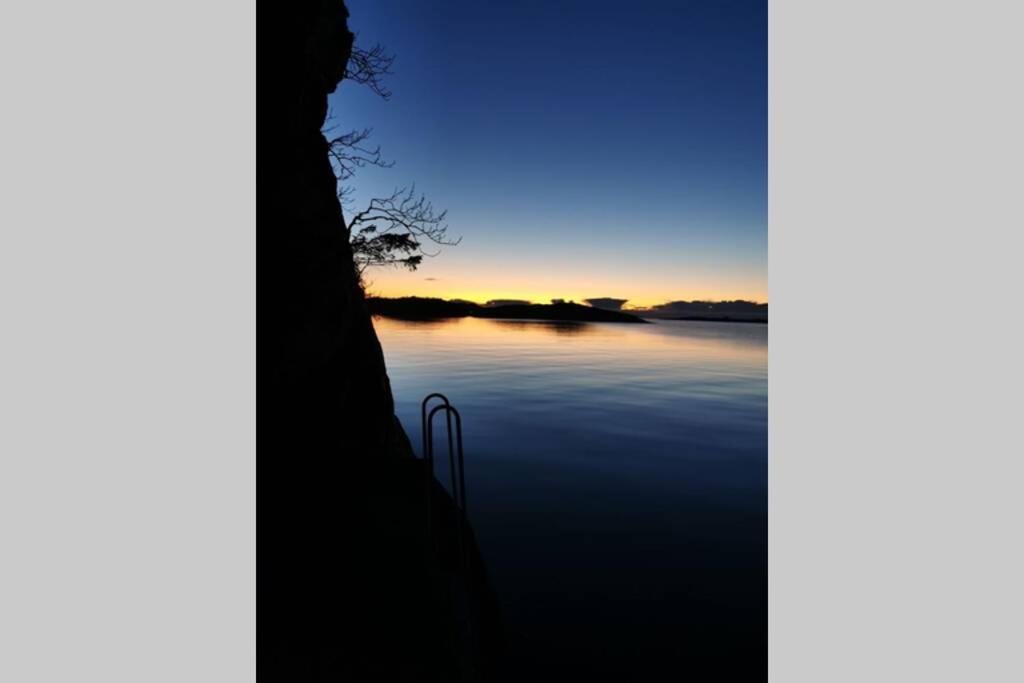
[{"xmin": 331, "ymin": 0, "xmax": 766, "ymax": 306}]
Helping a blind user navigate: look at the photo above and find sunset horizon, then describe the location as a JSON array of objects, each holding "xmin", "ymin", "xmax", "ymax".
[
  {"xmin": 338, "ymin": 0, "xmax": 766, "ymax": 320},
  {"xmin": 365, "ymin": 285, "xmax": 768, "ymax": 308},
  {"xmin": 363, "ymin": 267, "xmax": 767, "ymax": 308}
]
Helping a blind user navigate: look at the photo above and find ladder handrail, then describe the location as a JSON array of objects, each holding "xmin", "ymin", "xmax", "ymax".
[
  {"xmin": 421, "ymin": 394, "xmax": 476, "ymax": 644},
  {"xmin": 423, "ymin": 397, "xmax": 469, "ymax": 578},
  {"xmin": 420, "ymin": 393, "xmax": 450, "ymax": 555},
  {"xmin": 420, "ymin": 393, "xmax": 451, "ymax": 466},
  {"xmin": 427, "ymin": 403, "xmax": 467, "ymax": 517}
]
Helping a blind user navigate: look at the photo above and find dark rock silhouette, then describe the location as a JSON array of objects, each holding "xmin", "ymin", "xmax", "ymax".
[
  {"xmin": 368, "ymin": 296, "xmax": 649, "ymax": 323},
  {"xmin": 259, "ymin": 0, "xmax": 394, "ymax": 459},
  {"xmin": 258, "ymin": 2, "xmax": 499, "ymax": 679}
]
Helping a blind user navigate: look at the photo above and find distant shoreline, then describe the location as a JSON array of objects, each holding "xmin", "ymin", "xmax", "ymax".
[
  {"xmin": 367, "ymin": 297, "xmax": 649, "ymax": 323},
  {"xmin": 367, "ymin": 297, "xmax": 769, "ymax": 325}
]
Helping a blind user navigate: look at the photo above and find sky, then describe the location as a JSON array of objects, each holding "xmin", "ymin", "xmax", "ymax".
[{"xmin": 331, "ymin": 0, "xmax": 766, "ymax": 307}]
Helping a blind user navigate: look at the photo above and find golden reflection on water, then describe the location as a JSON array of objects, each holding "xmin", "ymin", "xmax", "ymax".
[{"xmin": 373, "ymin": 315, "xmax": 766, "ymax": 370}]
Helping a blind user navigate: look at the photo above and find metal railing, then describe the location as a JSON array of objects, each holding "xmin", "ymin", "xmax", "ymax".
[{"xmin": 421, "ymin": 393, "xmax": 468, "ymax": 574}]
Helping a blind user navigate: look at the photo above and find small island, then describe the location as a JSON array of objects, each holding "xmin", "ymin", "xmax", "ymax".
[
  {"xmin": 367, "ymin": 296, "xmax": 651, "ymax": 323},
  {"xmin": 631, "ymin": 300, "xmax": 768, "ymax": 323}
]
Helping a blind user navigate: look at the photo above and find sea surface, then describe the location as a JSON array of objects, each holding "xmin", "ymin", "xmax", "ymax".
[{"xmin": 375, "ymin": 315, "xmax": 767, "ymax": 679}]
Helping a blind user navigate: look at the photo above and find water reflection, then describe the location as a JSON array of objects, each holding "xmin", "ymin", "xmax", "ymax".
[
  {"xmin": 489, "ymin": 318, "xmax": 597, "ymax": 336},
  {"xmin": 374, "ymin": 315, "xmax": 767, "ymax": 679},
  {"xmin": 369, "ymin": 313, "xmax": 455, "ymax": 333}
]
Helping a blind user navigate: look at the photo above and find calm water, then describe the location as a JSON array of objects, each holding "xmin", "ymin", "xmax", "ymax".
[{"xmin": 376, "ymin": 316, "xmax": 767, "ymax": 679}]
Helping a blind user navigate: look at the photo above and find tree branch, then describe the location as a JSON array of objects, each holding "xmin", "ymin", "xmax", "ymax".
[
  {"xmin": 349, "ymin": 186, "xmax": 461, "ymax": 274},
  {"xmin": 343, "ymin": 41, "xmax": 394, "ymax": 100}
]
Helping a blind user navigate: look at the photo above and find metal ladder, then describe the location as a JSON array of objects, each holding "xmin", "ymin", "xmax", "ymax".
[{"xmin": 421, "ymin": 393, "xmax": 468, "ymax": 574}]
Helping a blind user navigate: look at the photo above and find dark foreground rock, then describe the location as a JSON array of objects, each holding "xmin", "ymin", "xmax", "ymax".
[
  {"xmin": 259, "ymin": 2, "xmax": 501, "ymax": 679},
  {"xmin": 261, "ymin": 450, "xmax": 503, "ymax": 682}
]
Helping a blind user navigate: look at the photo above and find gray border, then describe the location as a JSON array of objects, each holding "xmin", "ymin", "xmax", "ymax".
[
  {"xmin": 0, "ymin": 1, "xmax": 255, "ymax": 680},
  {"xmin": 771, "ymin": 1, "xmax": 1023, "ymax": 680}
]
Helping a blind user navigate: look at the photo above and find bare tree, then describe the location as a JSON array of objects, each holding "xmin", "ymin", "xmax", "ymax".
[
  {"xmin": 327, "ymin": 38, "xmax": 396, "ymax": 198},
  {"xmin": 324, "ymin": 124, "xmax": 394, "ymax": 206},
  {"xmin": 327, "ymin": 127, "xmax": 392, "ymax": 181},
  {"xmin": 344, "ymin": 42, "xmax": 394, "ymax": 100},
  {"xmin": 348, "ymin": 186, "xmax": 460, "ymax": 276},
  {"xmin": 332, "ymin": 40, "xmax": 460, "ymax": 280}
]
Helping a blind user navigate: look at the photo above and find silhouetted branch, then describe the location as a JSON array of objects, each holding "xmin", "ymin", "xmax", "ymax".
[
  {"xmin": 326, "ymin": 126, "xmax": 394, "ymax": 182},
  {"xmin": 331, "ymin": 41, "xmax": 460, "ymax": 280},
  {"xmin": 344, "ymin": 42, "xmax": 394, "ymax": 100},
  {"xmin": 337, "ymin": 183, "xmax": 356, "ymax": 208},
  {"xmin": 349, "ymin": 186, "xmax": 460, "ymax": 275}
]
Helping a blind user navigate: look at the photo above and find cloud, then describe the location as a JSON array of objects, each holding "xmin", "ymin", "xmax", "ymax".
[
  {"xmin": 423, "ymin": 277, "xmax": 439, "ymax": 281},
  {"xmin": 584, "ymin": 297, "xmax": 628, "ymax": 311}
]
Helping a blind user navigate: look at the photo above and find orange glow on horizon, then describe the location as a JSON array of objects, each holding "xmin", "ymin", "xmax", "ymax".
[
  {"xmin": 356, "ymin": 250, "xmax": 767, "ymax": 307},
  {"xmin": 373, "ymin": 314, "xmax": 767, "ymax": 366},
  {"xmin": 363, "ymin": 279, "xmax": 767, "ymax": 308}
]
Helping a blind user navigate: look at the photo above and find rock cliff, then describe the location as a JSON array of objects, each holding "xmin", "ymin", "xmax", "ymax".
[
  {"xmin": 258, "ymin": 0, "xmax": 401, "ymax": 462},
  {"xmin": 257, "ymin": 3, "xmax": 499, "ymax": 680}
]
